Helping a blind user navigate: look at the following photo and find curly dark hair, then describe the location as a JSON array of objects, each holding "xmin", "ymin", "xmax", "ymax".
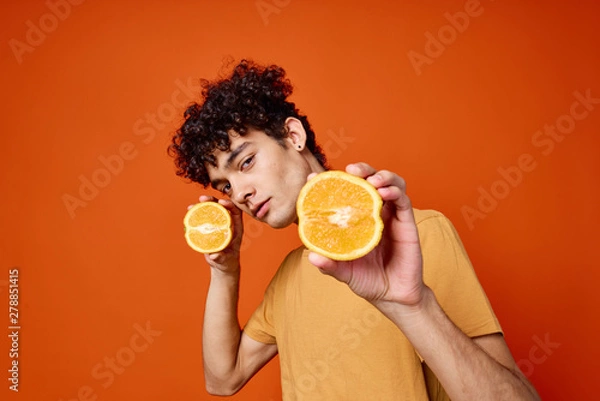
[{"xmin": 167, "ymin": 60, "xmax": 328, "ymax": 187}]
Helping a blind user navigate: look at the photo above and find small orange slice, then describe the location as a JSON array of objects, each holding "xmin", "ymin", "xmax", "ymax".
[
  {"xmin": 183, "ymin": 202, "xmax": 232, "ymax": 253},
  {"xmin": 297, "ymin": 170, "xmax": 384, "ymax": 261}
]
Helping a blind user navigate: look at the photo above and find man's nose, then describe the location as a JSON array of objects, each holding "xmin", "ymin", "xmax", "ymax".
[{"xmin": 232, "ymin": 179, "xmax": 255, "ymax": 204}]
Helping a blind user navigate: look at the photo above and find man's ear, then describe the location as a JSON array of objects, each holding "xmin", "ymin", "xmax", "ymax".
[{"xmin": 284, "ymin": 117, "xmax": 307, "ymax": 151}]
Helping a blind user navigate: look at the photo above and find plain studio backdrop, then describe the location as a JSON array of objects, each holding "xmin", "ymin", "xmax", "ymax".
[{"xmin": 1, "ymin": 0, "xmax": 598, "ymax": 400}]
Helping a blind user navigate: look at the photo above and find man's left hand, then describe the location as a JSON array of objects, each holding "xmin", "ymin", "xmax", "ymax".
[{"xmin": 308, "ymin": 162, "xmax": 427, "ymax": 309}]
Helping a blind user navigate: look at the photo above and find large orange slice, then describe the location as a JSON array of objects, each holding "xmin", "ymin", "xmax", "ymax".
[
  {"xmin": 183, "ymin": 202, "xmax": 232, "ymax": 253},
  {"xmin": 297, "ymin": 170, "xmax": 384, "ymax": 261}
]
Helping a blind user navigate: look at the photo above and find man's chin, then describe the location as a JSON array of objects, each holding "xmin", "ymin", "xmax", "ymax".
[{"xmin": 263, "ymin": 214, "xmax": 297, "ymax": 229}]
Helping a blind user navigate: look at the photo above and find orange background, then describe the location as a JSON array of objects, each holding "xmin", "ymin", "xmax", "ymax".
[{"xmin": 1, "ymin": 0, "xmax": 598, "ymax": 400}]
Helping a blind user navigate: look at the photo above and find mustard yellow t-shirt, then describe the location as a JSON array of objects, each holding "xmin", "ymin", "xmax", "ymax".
[{"xmin": 244, "ymin": 209, "xmax": 502, "ymax": 400}]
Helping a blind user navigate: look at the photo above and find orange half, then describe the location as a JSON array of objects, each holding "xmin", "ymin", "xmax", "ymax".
[
  {"xmin": 297, "ymin": 170, "xmax": 384, "ymax": 261},
  {"xmin": 183, "ymin": 202, "xmax": 232, "ymax": 253}
]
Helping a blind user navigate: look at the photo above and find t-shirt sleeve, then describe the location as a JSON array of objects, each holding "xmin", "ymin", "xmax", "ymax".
[
  {"xmin": 242, "ymin": 248, "xmax": 302, "ymax": 344},
  {"xmin": 418, "ymin": 210, "xmax": 502, "ymax": 338},
  {"xmin": 243, "ymin": 277, "xmax": 278, "ymax": 344},
  {"xmin": 417, "ymin": 210, "xmax": 503, "ymax": 400}
]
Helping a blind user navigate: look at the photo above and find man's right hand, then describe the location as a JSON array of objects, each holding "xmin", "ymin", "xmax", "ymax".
[
  {"xmin": 191, "ymin": 195, "xmax": 244, "ymax": 273},
  {"xmin": 194, "ymin": 195, "xmax": 278, "ymax": 396}
]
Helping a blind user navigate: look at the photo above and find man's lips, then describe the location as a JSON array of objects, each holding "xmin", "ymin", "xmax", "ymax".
[{"xmin": 254, "ymin": 199, "xmax": 271, "ymax": 219}]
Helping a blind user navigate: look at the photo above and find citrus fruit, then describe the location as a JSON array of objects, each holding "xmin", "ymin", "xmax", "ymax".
[
  {"xmin": 183, "ymin": 202, "xmax": 232, "ymax": 253},
  {"xmin": 296, "ymin": 170, "xmax": 384, "ymax": 261}
]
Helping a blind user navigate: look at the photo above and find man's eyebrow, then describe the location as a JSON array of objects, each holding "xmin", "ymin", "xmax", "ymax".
[
  {"xmin": 225, "ymin": 141, "xmax": 250, "ymax": 169},
  {"xmin": 210, "ymin": 141, "xmax": 251, "ymax": 189},
  {"xmin": 210, "ymin": 178, "xmax": 225, "ymax": 190}
]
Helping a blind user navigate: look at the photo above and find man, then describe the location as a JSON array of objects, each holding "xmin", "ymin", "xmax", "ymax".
[{"xmin": 168, "ymin": 60, "xmax": 540, "ymax": 400}]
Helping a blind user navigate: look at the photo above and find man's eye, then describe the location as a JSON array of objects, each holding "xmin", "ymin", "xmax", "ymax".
[
  {"xmin": 241, "ymin": 156, "xmax": 254, "ymax": 170},
  {"xmin": 222, "ymin": 183, "xmax": 231, "ymax": 194}
]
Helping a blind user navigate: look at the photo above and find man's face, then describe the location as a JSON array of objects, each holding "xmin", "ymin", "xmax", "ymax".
[{"xmin": 206, "ymin": 128, "xmax": 317, "ymax": 229}]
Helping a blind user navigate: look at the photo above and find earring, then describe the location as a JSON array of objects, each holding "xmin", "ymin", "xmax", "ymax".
[{"xmin": 297, "ymin": 145, "xmax": 302, "ymax": 150}]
